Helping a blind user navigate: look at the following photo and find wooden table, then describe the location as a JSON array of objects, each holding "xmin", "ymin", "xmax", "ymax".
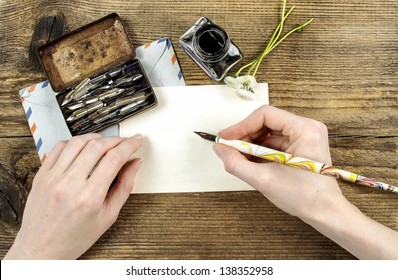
[{"xmin": 0, "ymin": 0, "xmax": 397, "ymax": 260}]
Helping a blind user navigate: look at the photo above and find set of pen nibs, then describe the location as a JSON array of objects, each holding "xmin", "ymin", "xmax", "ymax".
[
  {"xmin": 69, "ymin": 92, "xmax": 149, "ymax": 131},
  {"xmin": 61, "ymin": 63, "xmax": 137, "ymax": 106},
  {"xmin": 60, "ymin": 68, "xmax": 148, "ymax": 132}
]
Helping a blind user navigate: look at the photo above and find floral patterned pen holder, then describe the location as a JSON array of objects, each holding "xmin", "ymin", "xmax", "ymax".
[{"xmin": 179, "ymin": 17, "xmax": 243, "ymax": 81}]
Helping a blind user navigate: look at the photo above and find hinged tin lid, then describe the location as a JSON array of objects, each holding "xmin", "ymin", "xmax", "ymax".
[{"xmin": 38, "ymin": 13, "xmax": 135, "ymax": 92}]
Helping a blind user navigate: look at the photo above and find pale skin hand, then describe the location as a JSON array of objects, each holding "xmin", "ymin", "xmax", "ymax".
[
  {"xmin": 213, "ymin": 105, "xmax": 398, "ymax": 259},
  {"xmin": 5, "ymin": 133, "xmax": 143, "ymax": 260},
  {"xmin": 5, "ymin": 107, "xmax": 398, "ymax": 260}
]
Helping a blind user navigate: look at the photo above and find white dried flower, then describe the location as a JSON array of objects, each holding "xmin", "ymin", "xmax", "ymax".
[
  {"xmin": 235, "ymin": 88, "xmax": 256, "ymax": 100},
  {"xmin": 224, "ymin": 76, "xmax": 239, "ymax": 88},
  {"xmin": 224, "ymin": 75, "xmax": 257, "ymax": 100}
]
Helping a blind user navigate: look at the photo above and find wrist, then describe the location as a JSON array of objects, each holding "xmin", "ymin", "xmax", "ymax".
[
  {"xmin": 300, "ymin": 191, "xmax": 362, "ymax": 254},
  {"xmin": 301, "ymin": 190, "xmax": 354, "ymax": 232},
  {"xmin": 301, "ymin": 189, "xmax": 398, "ymax": 259},
  {"xmin": 4, "ymin": 243, "xmax": 24, "ymax": 260},
  {"xmin": 4, "ymin": 233, "xmax": 41, "ymax": 260}
]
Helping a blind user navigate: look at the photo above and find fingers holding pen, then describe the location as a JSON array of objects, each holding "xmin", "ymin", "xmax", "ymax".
[
  {"xmin": 213, "ymin": 143, "xmax": 265, "ymax": 188},
  {"xmin": 218, "ymin": 105, "xmax": 330, "ymax": 156},
  {"xmin": 219, "ymin": 105, "xmax": 296, "ymax": 140},
  {"xmin": 233, "ymin": 105, "xmax": 324, "ymax": 137}
]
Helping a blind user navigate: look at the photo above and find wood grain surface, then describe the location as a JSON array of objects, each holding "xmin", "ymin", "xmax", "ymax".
[{"xmin": 0, "ymin": 0, "xmax": 397, "ymax": 259}]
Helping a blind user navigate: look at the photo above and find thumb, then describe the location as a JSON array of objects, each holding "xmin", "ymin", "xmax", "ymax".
[{"xmin": 213, "ymin": 143, "xmax": 263, "ymax": 188}]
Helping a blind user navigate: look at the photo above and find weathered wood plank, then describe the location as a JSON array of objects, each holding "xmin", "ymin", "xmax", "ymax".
[
  {"xmin": 1, "ymin": 0, "xmax": 397, "ymax": 137},
  {"xmin": 0, "ymin": 135, "xmax": 396, "ymax": 259},
  {"xmin": 0, "ymin": 0, "xmax": 396, "ymax": 259}
]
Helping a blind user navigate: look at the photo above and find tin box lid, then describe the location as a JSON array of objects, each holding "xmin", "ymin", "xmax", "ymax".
[{"xmin": 38, "ymin": 13, "xmax": 136, "ymax": 92}]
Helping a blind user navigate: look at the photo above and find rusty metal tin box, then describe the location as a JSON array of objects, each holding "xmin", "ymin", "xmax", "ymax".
[{"xmin": 38, "ymin": 13, "xmax": 157, "ymax": 135}]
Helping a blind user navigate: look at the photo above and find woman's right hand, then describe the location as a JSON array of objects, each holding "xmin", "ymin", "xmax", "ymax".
[{"xmin": 213, "ymin": 105, "xmax": 342, "ymax": 221}]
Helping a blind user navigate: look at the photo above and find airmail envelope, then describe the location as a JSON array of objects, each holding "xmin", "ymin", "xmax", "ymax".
[{"xmin": 19, "ymin": 37, "xmax": 185, "ymax": 163}]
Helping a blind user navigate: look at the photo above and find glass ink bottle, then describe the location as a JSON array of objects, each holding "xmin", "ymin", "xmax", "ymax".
[{"xmin": 179, "ymin": 17, "xmax": 243, "ymax": 81}]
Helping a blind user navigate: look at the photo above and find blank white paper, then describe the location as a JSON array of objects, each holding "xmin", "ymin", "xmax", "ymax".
[{"xmin": 120, "ymin": 83, "xmax": 269, "ymax": 193}]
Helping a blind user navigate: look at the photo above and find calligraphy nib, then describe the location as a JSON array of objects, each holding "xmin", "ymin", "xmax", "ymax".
[{"xmin": 194, "ymin": 131, "xmax": 217, "ymax": 142}]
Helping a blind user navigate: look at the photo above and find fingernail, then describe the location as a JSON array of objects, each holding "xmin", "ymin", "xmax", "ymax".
[{"xmin": 131, "ymin": 133, "xmax": 143, "ymax": 140}]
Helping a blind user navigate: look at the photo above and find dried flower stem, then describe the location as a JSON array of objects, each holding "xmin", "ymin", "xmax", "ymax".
[{"xmin": 234, "ymin": 0, "xmax": 313, "ymax": 78}]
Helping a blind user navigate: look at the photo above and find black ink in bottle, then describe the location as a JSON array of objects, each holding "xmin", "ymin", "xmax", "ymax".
[{"xmin": 179, "ymin": 17, "xmax": 243, "ymax": 81}]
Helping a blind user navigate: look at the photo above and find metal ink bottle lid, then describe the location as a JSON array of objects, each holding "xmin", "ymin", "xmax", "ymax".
[{"xmin": 179, "ymin": 17, "xmax": 243, "ymax": 81}]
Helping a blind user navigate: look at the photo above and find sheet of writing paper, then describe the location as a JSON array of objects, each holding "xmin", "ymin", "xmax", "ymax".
[{"xmin": 120, "ymin": 83, "xmax": 269, "ymax": 193}]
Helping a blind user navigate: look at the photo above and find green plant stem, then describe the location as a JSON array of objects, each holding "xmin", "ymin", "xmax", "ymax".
[
  {"xmin": 235, "ymin": 2, "xmax": 293, "ymax": 77},
  {"xmin": 234, "ymin": 60, "xmax": 257, "ymax": 77},
  {"xmin": 250, "ymin": 4, "xmax": 294, "ymax": 76},
  {"xmin": 268, "ymin": 0, "xmax": 289, "ymax": 52},
  {"xmin": 268, "ymin": 18, "xmax": 314, "ymax": 54},
  {"xmin": 233, "ymin": 0, "xmax": 313, "ymax": 78},
  {"xmin": 252, "ymin": 17, "xmax": 313, "ymax": 76}
]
